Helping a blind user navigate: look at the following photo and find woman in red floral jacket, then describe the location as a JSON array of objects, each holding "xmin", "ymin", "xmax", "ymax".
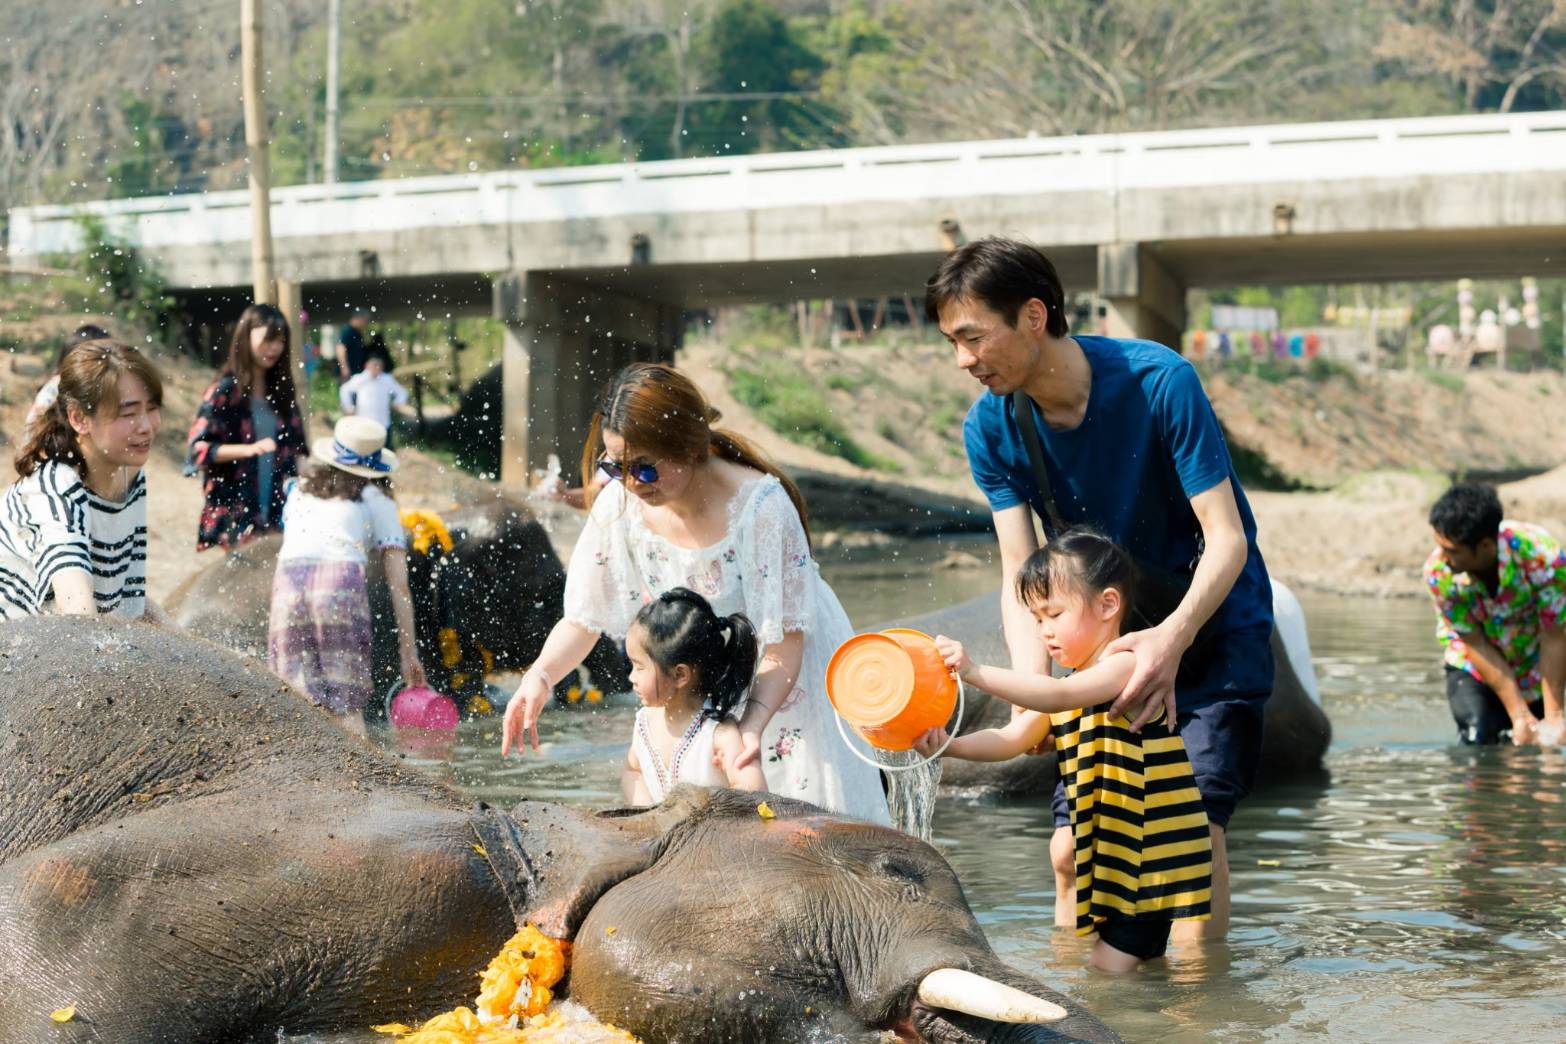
[{"xmin": 187, "ymin": 303, "xmax": 305, "ymax": 551}]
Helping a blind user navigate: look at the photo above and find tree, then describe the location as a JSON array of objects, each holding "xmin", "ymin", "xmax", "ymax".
[{"xmin": 1375, "ymin": 0, "xmax": 1566, "ymax": 112}]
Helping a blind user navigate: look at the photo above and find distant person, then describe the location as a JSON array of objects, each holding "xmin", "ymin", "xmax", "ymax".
[
  {"xmin": 25, "ymin": 324, "xmax": 111, "ymax": 435},
  {"xmin": 188, "ymin": 303, "xmax": 305, "ymax": 550},
  {"xmin": 366, "ymin": 330, "xmax": 396, "ymax": 372},
  {"xmin": 620, "ymin": 588, "xmax": 767, "ymax": 805},
  {"xmin": 335, "ymin": 309, "xmax": 371, "ymax": 380},
  {"xmin": 338, "ymin": 356, "xmax": 409, "ymax": 446},
  {"xmin": 269, "ymin": 416, "xmax": 424, "ymax": 734},
  {"xmin": 927, "ymin": 238, "xmax": 1273, "ymax": 942},
  {"xmin": 915, "ymin": 530, "xmax": 1212, "ymax": 972},
  {"xmin": 1425, "ymin": 483, "xmax": 1566, "ymax": 746},
  {"xmin": 0, "ymin": 340, "xmax": 171, "ymax": 623}
]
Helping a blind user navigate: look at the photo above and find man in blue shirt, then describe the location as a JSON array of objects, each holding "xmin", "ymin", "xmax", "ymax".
[{"xmin": 926, "ymin": 238, "xmax": 1273, "ymax": 943}]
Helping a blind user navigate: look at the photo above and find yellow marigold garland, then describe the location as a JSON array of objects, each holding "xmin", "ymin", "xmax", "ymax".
[{"xmin": 402, "ymin": 509, "xmax": 455, "ymax": 557}]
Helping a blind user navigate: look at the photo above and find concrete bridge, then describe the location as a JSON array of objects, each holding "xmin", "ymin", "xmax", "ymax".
[{"xmin": 9, "ymin": 110, "xmax": 1566, "ymax": 486}]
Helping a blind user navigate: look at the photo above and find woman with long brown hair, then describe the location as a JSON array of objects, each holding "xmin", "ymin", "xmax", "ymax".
[
  {"xmin": 500, "ymin": 362, "xmax": 890, "ymax": 824},
  {"xmin": 187, "ymin": 303, "xmax": 305, "ymax": 550},
  {"xmin": 0, "ymin": 340, "xmax": 170, "ymax": 622}
]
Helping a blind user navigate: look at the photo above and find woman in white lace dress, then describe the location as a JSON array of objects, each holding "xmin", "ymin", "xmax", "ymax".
[{"xmin": 500, "ymin": 363, "xmax": 890, "ymax": 824}]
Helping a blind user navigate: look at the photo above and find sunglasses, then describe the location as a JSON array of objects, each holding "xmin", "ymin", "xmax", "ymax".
[{"xmin": 598, "ymin": 456, "xmax": 660, "ymax": 485}]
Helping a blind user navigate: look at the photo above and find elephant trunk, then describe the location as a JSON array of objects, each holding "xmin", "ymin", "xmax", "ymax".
[{"xmin": 911, "ymin": 957, "xmax": 1120, "ymax": 1044}]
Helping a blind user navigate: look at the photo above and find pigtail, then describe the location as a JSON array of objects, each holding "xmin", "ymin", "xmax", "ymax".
[{"xmin": 704, "ymin": 612, "xmax": 759, "ymax": 721}]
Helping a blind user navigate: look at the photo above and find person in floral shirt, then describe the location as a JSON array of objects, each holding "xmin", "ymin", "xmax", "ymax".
[{"xmin": 1425, "ymin": 483, "xmax": 1566, "ymax": 746}]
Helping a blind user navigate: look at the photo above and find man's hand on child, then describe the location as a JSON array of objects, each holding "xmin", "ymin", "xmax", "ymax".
[
  {"xmin": 934, "ymin": 635, "xmax": 972, "ymax": 679},
  {"xmin": 913, "ymin": 727, "xmax": 950, "ymax": 758}
]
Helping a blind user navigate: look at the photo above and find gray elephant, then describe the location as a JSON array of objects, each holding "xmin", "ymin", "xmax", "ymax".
[
  {"xmin": 164, "ymin": 494, "xmax": 629, "ymax": 713},
  {"xmin": 0, "ymin": 617, "xmax": 1117, "ymax": 1043},
  {"xmin": 898, "ymin": 579, "xmax": 1331, "ymax": 796}
]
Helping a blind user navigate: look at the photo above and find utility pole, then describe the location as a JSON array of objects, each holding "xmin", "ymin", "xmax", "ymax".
[
  {"xmin": 324, "ymin": 0, "xmax": 341, "ymax": 187},
  {"xmin": 241, "ymin": 0, "xmax": 276, "ymax": 304}
]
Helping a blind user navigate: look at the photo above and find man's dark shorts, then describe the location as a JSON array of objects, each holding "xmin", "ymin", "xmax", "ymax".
[
  {"xmin": 1446, "ymin": 667, "xmax": 1543, "ymax": 745},
  {"xmin": 1053, "ymin": 626, "xmax": 1273, "ymax": 832}
]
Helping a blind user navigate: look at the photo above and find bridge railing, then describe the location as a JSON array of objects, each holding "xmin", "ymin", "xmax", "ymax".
[{"xmin": 9, "ymin": 110, "xmax": 1566, "ymax": 258}]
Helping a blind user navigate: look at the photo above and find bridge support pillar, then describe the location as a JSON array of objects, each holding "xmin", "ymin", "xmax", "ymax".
[
  {"xmin": 1097, "ymin": 243, "xmax": 1187, "ymax": 351},
  {"xmin": 495, "ymin": 273, "xmax": 683, "ymax": 491}
]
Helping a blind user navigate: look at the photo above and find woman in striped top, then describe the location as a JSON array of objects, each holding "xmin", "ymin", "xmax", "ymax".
[
  {"xmin": 915, "ymin": 528, "xmax": 1211, "ymax": 972},
  {"xmin": 0, "ymin": 340, "xmax": 170, "ymax": 623}
]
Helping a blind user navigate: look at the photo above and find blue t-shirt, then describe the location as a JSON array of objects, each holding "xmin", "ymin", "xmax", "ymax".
[{"xmin": 964, "ymin": 336, "xmax": 1273, "ymax": 698}]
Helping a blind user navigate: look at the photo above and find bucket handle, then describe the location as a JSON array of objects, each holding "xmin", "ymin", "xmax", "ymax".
[{"xmin": 834, "ymin": 676, "xmax": 966, "ymax": 773}]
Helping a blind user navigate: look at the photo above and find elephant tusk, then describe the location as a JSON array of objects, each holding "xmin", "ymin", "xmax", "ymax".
[{"xmin": 915, "ymin": 968, "xmax": 1069, "ymax": 1024}]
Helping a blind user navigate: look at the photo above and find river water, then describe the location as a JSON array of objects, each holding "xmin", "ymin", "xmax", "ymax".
[{"xmin": 378, "ymin": 538, "xmax": 1566, "ymax": 1043}]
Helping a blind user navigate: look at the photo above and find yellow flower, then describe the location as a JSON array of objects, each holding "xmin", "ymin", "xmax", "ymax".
[
  {"xmin": 50, "ymin": 1006, "xmax": 76, "ymax": 1023},
  {"xmin": 401, "ymin": 510, "xmax": 455, "ymax": 556},
  {"xmin": 584, "ymin": 688, "xmax": 603, "ymax": 705},
  {"xmin": 757, "ymin": 802, "xmax": 776, "ymax": 820}
]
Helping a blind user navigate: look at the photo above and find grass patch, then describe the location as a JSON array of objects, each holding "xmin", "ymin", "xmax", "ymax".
[
  {"xmin": 824, "ymin": 371, "xmax": 859, "ymax": 392},
  {"xmin": 1420, "ymin": 369, "xmax": 1464, "ymax": 393},
  {"xmin": 727, "ymin": 360, "xmax": 899, "ymax": 472}
]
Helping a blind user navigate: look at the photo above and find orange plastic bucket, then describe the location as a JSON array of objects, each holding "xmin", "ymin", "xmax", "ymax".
[{"xmin": 826, "ymin": 628, "xmax": 959, "ymax": 752}]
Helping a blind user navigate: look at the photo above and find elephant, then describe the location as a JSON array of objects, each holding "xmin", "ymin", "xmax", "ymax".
[
  {"xmin": 0, "ymin": 617, "xmax": 1117, "ymax": 1043},
  {"xmin": 164, "ymin": 494, "xmax": 629, "ymax": 714},
  {"xmin": 897, "ymin": 579, "xmax": 1331, "ymax": 796}
]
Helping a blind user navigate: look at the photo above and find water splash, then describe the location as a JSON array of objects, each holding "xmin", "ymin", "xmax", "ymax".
[{"xmin": 876, "ymin": 748, "xmax": 942, "ymax": 841}]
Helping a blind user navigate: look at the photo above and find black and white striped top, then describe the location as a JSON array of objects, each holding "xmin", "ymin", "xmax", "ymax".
[{"xmin": 0, "ymin": 461, "xmax": 147, "ymax": 619}]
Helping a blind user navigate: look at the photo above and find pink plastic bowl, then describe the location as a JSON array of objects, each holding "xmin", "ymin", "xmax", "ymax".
[{"xmin": 390, "ymin": 686, "xmax": 459, "ymax": 731}]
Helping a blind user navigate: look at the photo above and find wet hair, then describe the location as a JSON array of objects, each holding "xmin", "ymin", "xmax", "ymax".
[
  {"xmin": 1429, "ymin": 483, "xmax": 1503, "ymax": 548},
  {"xmin": 16, "ymin": 340, "xmax": 163, "ymax": 479},
  {"xmin": 924, "ymin": 237, "xmax": 1069, "ymax": 337},
  {"xmin": 300, "ymin": 460, "xmax": 393, "ymax": 502},
  {"xmin": 224, "ymin": 303, "xmax": 298, "ymax": 409},
  {"xmin": 631, "ymin": 588, "xmax": 758, "ymax": 721},
  {"xmin": 54, "ymin": 324, "xmax": 112, "ymax": 371},
  {"xmin": 582, "ymin": 362, "xmax": 813, "ymax": 543},
  {"xmin": 1014, "ymin": 527, "xmax": 1136, "ymax": 619}
]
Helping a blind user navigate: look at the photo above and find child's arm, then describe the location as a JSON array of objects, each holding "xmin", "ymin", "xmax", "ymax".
[
  {"xmin": 621, "ymin": 745, "xmax": 654, "ymax": 805},
  {"xmin": 937, "ymin": 635, "xmax": 1135, "ymax": 714},
  {"xmin": 913, "ymin": 710, "xmax": 1053, "ymax": 763},
  {"xmin": 380, "ymin": 547, "xmax": 426, "ymax": 688},
  {"xmin": 713, "ymin": 720, "xmax": 768, "ymax": 792},
  {"xmin": 338, "ymin": 376, "xmax": 358, "ymax": 414}
]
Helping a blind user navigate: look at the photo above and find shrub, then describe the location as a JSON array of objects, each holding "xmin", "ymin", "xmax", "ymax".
[{"xmin": 727, "ymin": 361, "xmax": 898, "ymax": 472}]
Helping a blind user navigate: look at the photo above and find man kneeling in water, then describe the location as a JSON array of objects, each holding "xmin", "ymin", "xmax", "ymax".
[{"xmin": 1425, "ymin": 483, "xmax": 1566, "ymax": 746}]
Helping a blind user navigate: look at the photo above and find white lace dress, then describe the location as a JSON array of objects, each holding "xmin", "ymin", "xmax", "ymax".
[
  {"xmin": 564, "ymin": 475, "xmax": 890, "ymax": 824},
  {"xmin": 631, "ymin": 710, "xmax": 727, "ymax": 805}
]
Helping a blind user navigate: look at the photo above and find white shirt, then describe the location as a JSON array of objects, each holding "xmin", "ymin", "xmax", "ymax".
[
  {"xmin": 277, "ymin": 483, "xmax": 406, "ymax": 565},
  {"xmin": 0, "ymin": 461, "xmax": 147, "ymax": 619},
  {"xmin": 338, "ymin": 372, "xmax": 409, "ymax": 430}
]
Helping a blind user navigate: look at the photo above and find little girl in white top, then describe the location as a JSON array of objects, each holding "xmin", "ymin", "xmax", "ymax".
[
  {"xmin": 622, "ymin": 588, "xmax": 767, "ymax": 805},
  {"xmin": 268, "ymin": 416, "xmax": 424, "ymax": 732}
]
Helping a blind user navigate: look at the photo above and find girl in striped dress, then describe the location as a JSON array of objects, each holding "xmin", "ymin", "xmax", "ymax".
[
  {"xmin": 915, "ymin": 528, "xmax": 1211, "ymax": 972},
  {"xmin": 0, "ymin": 340, "xmax": 170, "ymax": 623}
]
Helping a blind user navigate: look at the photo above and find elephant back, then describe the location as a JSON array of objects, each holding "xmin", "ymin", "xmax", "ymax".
[{"xmin": 0, "ymin": 616, "xmax": 457, "ymax": 866}]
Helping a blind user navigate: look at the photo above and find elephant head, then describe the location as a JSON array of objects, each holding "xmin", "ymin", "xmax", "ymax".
[{"xmin": 490, "ymin": 787, "xmax": 1118, "ymax": 1043}]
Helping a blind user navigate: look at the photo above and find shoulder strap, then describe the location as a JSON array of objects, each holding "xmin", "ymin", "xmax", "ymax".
[{"xmin": 1011, "ymin": 390, "xmax": 1067, "ymax": 539}]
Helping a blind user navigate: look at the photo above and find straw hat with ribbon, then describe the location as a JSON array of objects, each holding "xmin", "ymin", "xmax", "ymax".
[{"xmin": 312, "ymin": 416, "xmax": 398, "ymax": 479}]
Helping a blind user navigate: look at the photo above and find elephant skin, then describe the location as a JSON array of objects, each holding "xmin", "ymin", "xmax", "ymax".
[
  {"xmin": 164, "ymin": 494, "xmax": 628, "ymax": 709},
  {"xmin": 0, "ymin": 617, "xmax": 1118, "ymax": 1044},
  {"xmin": 892, "ymin": 580, "xmax": 1331, "ymax": 797}
]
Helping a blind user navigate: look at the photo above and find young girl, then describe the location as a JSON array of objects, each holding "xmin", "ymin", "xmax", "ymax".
[
  {"xmin": 0, "ymin": 340, "xmax": 170, "ymax": 624},
  {"xmin": 913, "ymin": 528, "xmax": 1212, "ymax": 972},
  {"xmin": 268, "ymin": 416, "xmax": 424, "ymax": 732},
  {"xmin": 622, "ymin": 588, "xmax": 768, "ymax": 805},
  {"xmin": 188, "ymin": 303, "xmax": 304, "ymax": 550}
]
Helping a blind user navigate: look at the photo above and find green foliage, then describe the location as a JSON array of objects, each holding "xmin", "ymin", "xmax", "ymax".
[
  {"xmin": 1421, "ymin": 369, "xmax": 1464, "ymax": 393},
  {"xmin": 70, "ymin": 214, "xmax": 174, "ymax": 336},
  {"xmin": 726, "ymin": 359, "xmax": 896, "ymax": 471}
]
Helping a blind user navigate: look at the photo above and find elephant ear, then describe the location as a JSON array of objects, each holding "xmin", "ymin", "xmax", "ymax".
[{"xmin": 483, "ymin": 790, "xmax": 716, "ymax": 940}]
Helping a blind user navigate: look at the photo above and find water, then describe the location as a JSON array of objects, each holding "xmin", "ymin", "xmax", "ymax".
[{"xmin": 372, "ymin": 554, "xmax": 1566, "ymax": 1043}]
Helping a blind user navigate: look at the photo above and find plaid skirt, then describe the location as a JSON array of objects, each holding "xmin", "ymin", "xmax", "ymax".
[{"xmin": 268, "ymin": 560, "xmax": 373, "ymax": 714}]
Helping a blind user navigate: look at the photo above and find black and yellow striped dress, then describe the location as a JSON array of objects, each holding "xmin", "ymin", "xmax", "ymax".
[{"xmin": 1052, "ymin": 699, "xmax": 1212, "ymax": 936}]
